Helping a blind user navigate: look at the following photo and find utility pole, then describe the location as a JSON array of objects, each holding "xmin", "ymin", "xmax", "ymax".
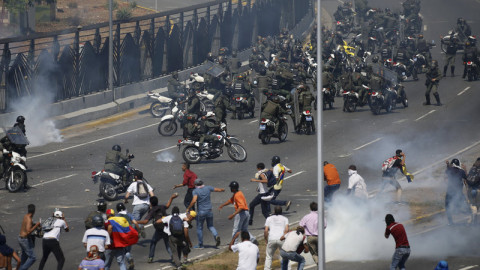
[{"xmin": 109, "ymin": 0, "xmax": 114, "ymax": 101}]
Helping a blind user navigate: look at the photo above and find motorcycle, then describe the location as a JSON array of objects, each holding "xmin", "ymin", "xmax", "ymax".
[
  {"xmin": 195, "ymin": 90, "xmax": 215, "ymax": 112},
  {"xmin": 465, "ymin": 61, "xmax": 479, "ymax": 81},
  {"xmin": 177, "ymin": 125, "xmax": 247, "ymax": 164},
  {"xmin": 322, "ymin": 88, "xmax": 334, "ymax": 110},
  {"xmin": 342, "ymin": 90, "xmax": 359, "ymax": 112},
  {"xmin": 1, "ymin": 149, "xmax": 27, "ymax": 192},
  {"xmin": 147, "ymin": 91, "xmax": 179, "ymax": 118},
  {"xmin": 440, "ymin": 31, "xmax": 465, "ymax": 53},
  {"xmin": 296, "ymin": 110, "xmax": 315, "ymax": 135},
  {"xmin": 258, "ymin": 115, "xmax": 289, "ymax": 144},
  {"xmin": 91, "ymin": 151, "xmax": 141, "ymax": 201},
  {"xmin": 368, "ymin": 88, "xmax": 395, "ymax": 115},
  {"xmin": 157, "ymin": 101, "xmax": 186, "ymax": 136},
  {"xmin": 232, "ymin": 95, "xmax": 255, "ymax": 119},
  {"xmin": 393, "ymin": 86, "xmax": 408, "ymax": 108}
]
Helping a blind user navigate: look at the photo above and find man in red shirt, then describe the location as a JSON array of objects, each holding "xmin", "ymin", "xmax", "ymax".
[
  {"xmin": 173, "ymin": 163, "xmax": 198, "ymax": 210},
  {"xmin": 384, "ymin": 214, "xmax": 410, "ymax": 270}
]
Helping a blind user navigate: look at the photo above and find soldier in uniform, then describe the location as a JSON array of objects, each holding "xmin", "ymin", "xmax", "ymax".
[
  {"xmin": 167, "ymin": 72, "xmax": 184, "ymax": 101},
  {"xmin": 231, "ymin": 75, "xmax": 254, "ymax": 119},
  {"xmin": 462, "ymin": 41, "xmax": 479, "ymax": 79},
  {"xmin": 193, "ymin": 116, "xmax": 221, "ymax": 151},
  {"xmin": 104, "ymin": 145, "xmax": 130, "ymax": 185},
  {"xmin": 213, "ymin": 89, "xmax": 233, "ymax": 124},
  {"xmin": 424, "ymin": 60, "xmax": 442, "ymax": 106},
  {"xmin": 296, "ymin": 84, "xmax": 315, "ymax": 133},
  {"xmin": 443, "ymin": 34, "xmax": 459, "ymax": 77},
  {"xmin": 256, "ymin": 68, "xmax": 272, "ymax": 96},
  {"xmin": 260, "ymin": 96, "xmax": 288, "ymax": 136},
  {"xmin": 185, "ymin": 88, "xmax": 201, "ymax": 117},
  {"xmin": 416, "ymin": 34, "xmax": 432, "ymax": 66},
  {"xmin": 229, "ymin": 51, "xmax": 241, "ymax": 78}
]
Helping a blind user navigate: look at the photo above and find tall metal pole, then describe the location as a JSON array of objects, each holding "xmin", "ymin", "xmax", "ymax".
[
  {"xmin": 109, "ymin": 0, "xmax": 114, "ymax": 101},
  {"xmin": 317, "ymin": 0, "xmax": 325, "ymax": 269}
]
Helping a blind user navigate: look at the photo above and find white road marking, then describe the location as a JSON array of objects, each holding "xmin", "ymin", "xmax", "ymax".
[
  {"xmin": 424, "ymin": 24, "xmax": 427, "ymax": 31},
  {"xmin": 353, "ymin": 137, "xmax": 382, "ymax": 151},
  {"xmin": 415, "ymin": 110, "xmax": 436, "ymax": 121},
  {"xmin": 29, "ymin": 123, "xmax": 159, "ymax": 159},
  {"xmin": 458, "ymin": 266, "xmax": 479, "ymax": 270},
  {"xmin": 393, "ymin": 119, "xmax": 408, "ymax": 124},
  {"xmin": 32, "ymin": 174, "xmax": 77, "ymax": 187},
  {"xmin": 152, "ymin": 145, "xmax": 177, "ymax": 153},
  {"xmin": 458, "ymin": 86, "xmax": 471, "ymax": 96},
  {"xmin": 338, "ymin": 153, "xmax": 352, "ymax": 158},
  {"xmin": 249, "ymin": 119, "xmax": 259, "ymax": 124}
]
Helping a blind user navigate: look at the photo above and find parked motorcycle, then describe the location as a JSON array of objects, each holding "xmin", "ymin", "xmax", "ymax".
[
  {"xmin": 342, "ymin": 90, "xmax": 359, "ymax": 112},
  {"xmin": 91, "ymin": 151, "xmax": 141, "ymax": 201},
  {"xmin": 177, "ymin": 125, "xmax": 247, "ymax": 164},
  {"xmin": 1, "ymin": 149, "xmax": 27, "ymax": 192}
]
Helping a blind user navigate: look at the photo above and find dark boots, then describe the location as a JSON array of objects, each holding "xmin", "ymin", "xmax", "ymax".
[
  {"xmin": 433, "ymin": 93, "xmax": 442, "ymax": 106},
  {"xmin": 423, "ymin": 94, "xmax": 431, "ymax": 105},
  {"xmin": 451, "ymin": 66, "xmax": 455, "ymax": 77},
  {"xmin": 443, "ymin": 66, "xmax": 448, "ymax": 77}
]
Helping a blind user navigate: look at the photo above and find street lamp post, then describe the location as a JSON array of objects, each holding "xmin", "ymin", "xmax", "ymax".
[{"xmin": 109, "ymin": 0, "xmax": 114, "ymax": 101}]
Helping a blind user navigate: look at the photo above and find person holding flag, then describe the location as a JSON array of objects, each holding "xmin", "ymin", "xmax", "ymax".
[{"xmin": 104, "ymin": 209, "xmax": 138, "ymax": 270}]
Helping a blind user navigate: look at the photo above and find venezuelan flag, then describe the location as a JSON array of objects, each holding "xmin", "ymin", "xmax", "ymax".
[{"xmin": 108, "ymin": 216, "xmax": 138, "ymax": 248}]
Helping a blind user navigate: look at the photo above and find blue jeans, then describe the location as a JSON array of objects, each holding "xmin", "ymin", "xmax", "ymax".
[
  {"xmin": 132, "ymin": 203, "xmax": 150, "ymax": 221},
  {"xmin": 104, "ymin": 248, "xmax": 127, "ymax": 270},
  {"xmin": 280, "ymin": 250, "xmax": 305, "ymax": 270},
  {"xmin": 391, "ymin": 247, "xmax": 410, "ymax": 270},
  {"xmin": 18, "ymin": 236, "xmax": 36, "ymax": 270},
  {"xmin": 249, "ymin": 193, "xmax": 271, "ymax": 222},
  {"xmin": 269, "ymin": 189, "xmax": 287, "ymax": 206},
  {"xmin": 232, "ymin": 210, "xmax": 250, "ymax": 238},
  {"xmin": 149, "ymin": 229, "xmax": 172, "ymax": 259},
  {"xmin": 324, "ymin": 184, "xmax": 340, "ymax": 202},
  {"xmin": 196, "ymin": 210, "xmax": 218, "ymax": 246}
]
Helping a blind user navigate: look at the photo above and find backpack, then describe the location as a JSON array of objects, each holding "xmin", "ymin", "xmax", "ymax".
[
  {"xmin": 466, "ymin": 167, "xmax": 480, "ymax": 187},
  {"xmin": 136, "ymin": 181, "xmax": 149, "ymax": 199},
  {"xmin": 382, "ymin": 157, "xmax": 397, "ymax": 172},
  {"xmin": 264, "ymin": 170, "xmax": 277, "ymax": 188},
  {"xmin": 41, "ymin": 217, "xmax": 56, "ymax": 232},
  {"xmin": 169, "ymin": 215, "xmax": 184, "ymax": 237}
]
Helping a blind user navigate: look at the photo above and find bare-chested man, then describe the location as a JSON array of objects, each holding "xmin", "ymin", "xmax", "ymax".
[{"xmin": 17, "ymin": 204, "xmax": 40, "ymax": 270}]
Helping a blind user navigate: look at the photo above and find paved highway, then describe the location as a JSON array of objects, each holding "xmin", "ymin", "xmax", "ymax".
[{"xmin": 1, "ymin": 0, "xmax": 480, "ymax": 269}]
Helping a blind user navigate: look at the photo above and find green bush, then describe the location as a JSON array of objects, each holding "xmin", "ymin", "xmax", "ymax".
[
  {"xmin": 129, "ymin": 1, "xmax": 137, "ymax": 9},
  {"xmin": 67, "ymin": 2, "xmax": 78, "ymax": 9},
  {"xmin": 105, "ymin": 0, "xmax": 119, "ymax": 10},
  {"xmin": 116, "ymin": 7, "xmax": 132, "ymax": 21}
]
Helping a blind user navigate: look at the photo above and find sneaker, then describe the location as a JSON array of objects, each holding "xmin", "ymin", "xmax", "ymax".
[
  {"xmin": 285, "ymin": 201, "xmax": 292, "ymax": 211},
  {"xmin": 215, "ymin": 236, "xmax": 221, "ymax": 247},
  {"xmin": 128, "ymin": 258, "xmax": 134, "ymax": 270},
  {"xmin": 148, "ymin": 257, "xmax": 153, "ymax": 263},
  {"xmin": 193, "ymin": 245, "xmax": 204, "ymax": 249}
]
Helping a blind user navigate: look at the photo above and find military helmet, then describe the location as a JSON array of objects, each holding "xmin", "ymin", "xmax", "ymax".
[
  {"xmin": 97, "ymin": 200, "xmax": 107, "ymax": 212},
  {"xmin": 172, "ymin": 71, "xmax": 178, "ymax": 79},
  {"xmin": 16, "ymin": 115, "xmax": 25, "ymax": 124},
  {"xmin": 372, "ymin": 55, "xmax": 379, "ymax": 63},
  {"xmin": 229, "ymin": 181, "xmax": 239, "ymax": 190},
  {"xmin": 451, "ymin": 158, "xmax": 460, "ymax": 166},
  {"xmin": 116, "ymin": 202, "xmax": 126, "ymax": 212},
  {"xmin": 92, "ymin": 215, "xmax": 104, "ymax": 228},
  {"xmin": 112, "ymin": 145, "xmax": 121, "ymax": 152}
]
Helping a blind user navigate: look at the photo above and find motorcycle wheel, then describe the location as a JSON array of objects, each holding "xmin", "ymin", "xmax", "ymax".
[
  {"xmin": 468, "ymin": 72, "xmax": 473, "ymax": 82},
  {"xmin": 260, "ymin": 133, "xmax": 271, "ymax": 144},
  {"xmin": 402, "ymin": 98, "xmax": 408, "ymax": 108},
  {"xmin": 227, "ymin": 143, "xmax": 247, "ymax": 162},
  {"xmin": 158, "ymin": 120, "xmax": 178, "ymax": 136},
  {"xmin": 345, "ymin": 101, "xmax": 356, "ymax": 112},
  {"xmin": 182, "ymin": 146, "xmax": 202, "ymax": 164},
  {"xmin": 6, "ymin": 169, "xmax": 26, "ymax": 192},
  {"xmin": 279, "ymin": 124, "xmax": 288, "ymax": 142},
  {"xmin": 150, "ymin": 101, "xmax": 169, "ymax": 118},
  {"xmin": 99, "ymin": 182, "xmax": 118, "ymax": 201},
  {"xmin": 440, "ymin": 42, "xmax": 447, "ymax": 53}
]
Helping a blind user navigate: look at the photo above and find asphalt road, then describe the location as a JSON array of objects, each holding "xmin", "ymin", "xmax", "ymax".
[{"xmin": 1, "ymin": 0, "xmax": 480, "ymax": 269}]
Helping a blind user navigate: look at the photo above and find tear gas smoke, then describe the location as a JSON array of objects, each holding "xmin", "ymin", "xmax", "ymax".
[{"xmin": 156, "ymin": 151, "xmax": 175, "ymax": 162}]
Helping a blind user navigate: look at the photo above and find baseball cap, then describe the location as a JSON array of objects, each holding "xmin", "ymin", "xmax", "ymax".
[
  {"xmin": 54, "ymin": 210, "xmax": 63, "ymax": 218},
  {"xmin": 194, "ymin": 179, "xmax": 204, "ymax": 186},
  {"xmin": 106, "ymin": 209, "xmax": 115, "ymax": 216},
  {"xmin": 189, "ymin": 210, "xmax": 197, "ymax": 218}
]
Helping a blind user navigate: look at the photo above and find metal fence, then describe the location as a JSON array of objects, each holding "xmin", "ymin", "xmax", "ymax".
[{"xmin": 0, "ymin": 0, "xmax": 311, "ymax": 112}]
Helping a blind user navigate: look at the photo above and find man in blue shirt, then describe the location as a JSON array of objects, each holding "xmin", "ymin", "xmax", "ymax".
[{"xmin": 186, "ymin": 179, "xmax": 225, "ymax": 249}]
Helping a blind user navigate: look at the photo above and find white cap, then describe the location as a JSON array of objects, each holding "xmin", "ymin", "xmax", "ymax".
[{"xmin": 54, "ymin": 210, "xmax": 63, "ymax": 218}]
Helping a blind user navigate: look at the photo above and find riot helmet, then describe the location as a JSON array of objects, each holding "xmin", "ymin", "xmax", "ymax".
[
  {"xmin": 92, "ymin": 215, "xmax": 104, "ymax": 228},
  {"xmin": 112, "ymin": 145, "xmax": 121, "ymax": 152},
  {"xmin": 116, "ymin": 202, "xmax": 126, "ymax": 212},
  {"xmin": 451, "ymin": 158, "xmax": 460, "ymax": 166},
  {"xmin": 229, "ymin": 181, "xmax": 239, "ymax": 191},
  {"xmin": 16, "ymin": 115, "xmax": 25, "ymax": 124},
  {"xmin": 271, "ymin": 155, "xmax": 281, "ymax": 167},
  {"xmin": 97, "ymin": 200, "xmax": 107, "ymax": 212}
]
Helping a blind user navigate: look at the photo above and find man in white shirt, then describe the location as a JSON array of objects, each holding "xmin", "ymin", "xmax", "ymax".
[
  {"xmin": 38, "ymin": 210, "xmax": 69, "ymax": 270},
  {"xmin": 249, "ymin": 163, "xmax": 272, "ymax": 225},
  {"xmin": 230, "ymin": 231, "xmax": 259, "ymax": 270},
  {"xmin": 347, "ymin": 165, "xmax": 368, "ymax": 200},
  {"xmin": 280, "ymin": 226, "xmax": 308, "ymax": 270},
  {"xmin": 264, "ymin": 206, "xmax": 289, "ymax": 270},
  {"xmin": 82, "ymin": 214, "xmax": 110, "ymax": 260},
  {"xmin": 124, "ymin": 171, "xmax": 154, "ymax": 235}
]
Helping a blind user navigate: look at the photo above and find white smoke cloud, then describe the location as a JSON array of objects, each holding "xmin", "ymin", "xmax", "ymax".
[{"xmin": 156, "ymin": 151, "xmax": 175, "ymax": 162}]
